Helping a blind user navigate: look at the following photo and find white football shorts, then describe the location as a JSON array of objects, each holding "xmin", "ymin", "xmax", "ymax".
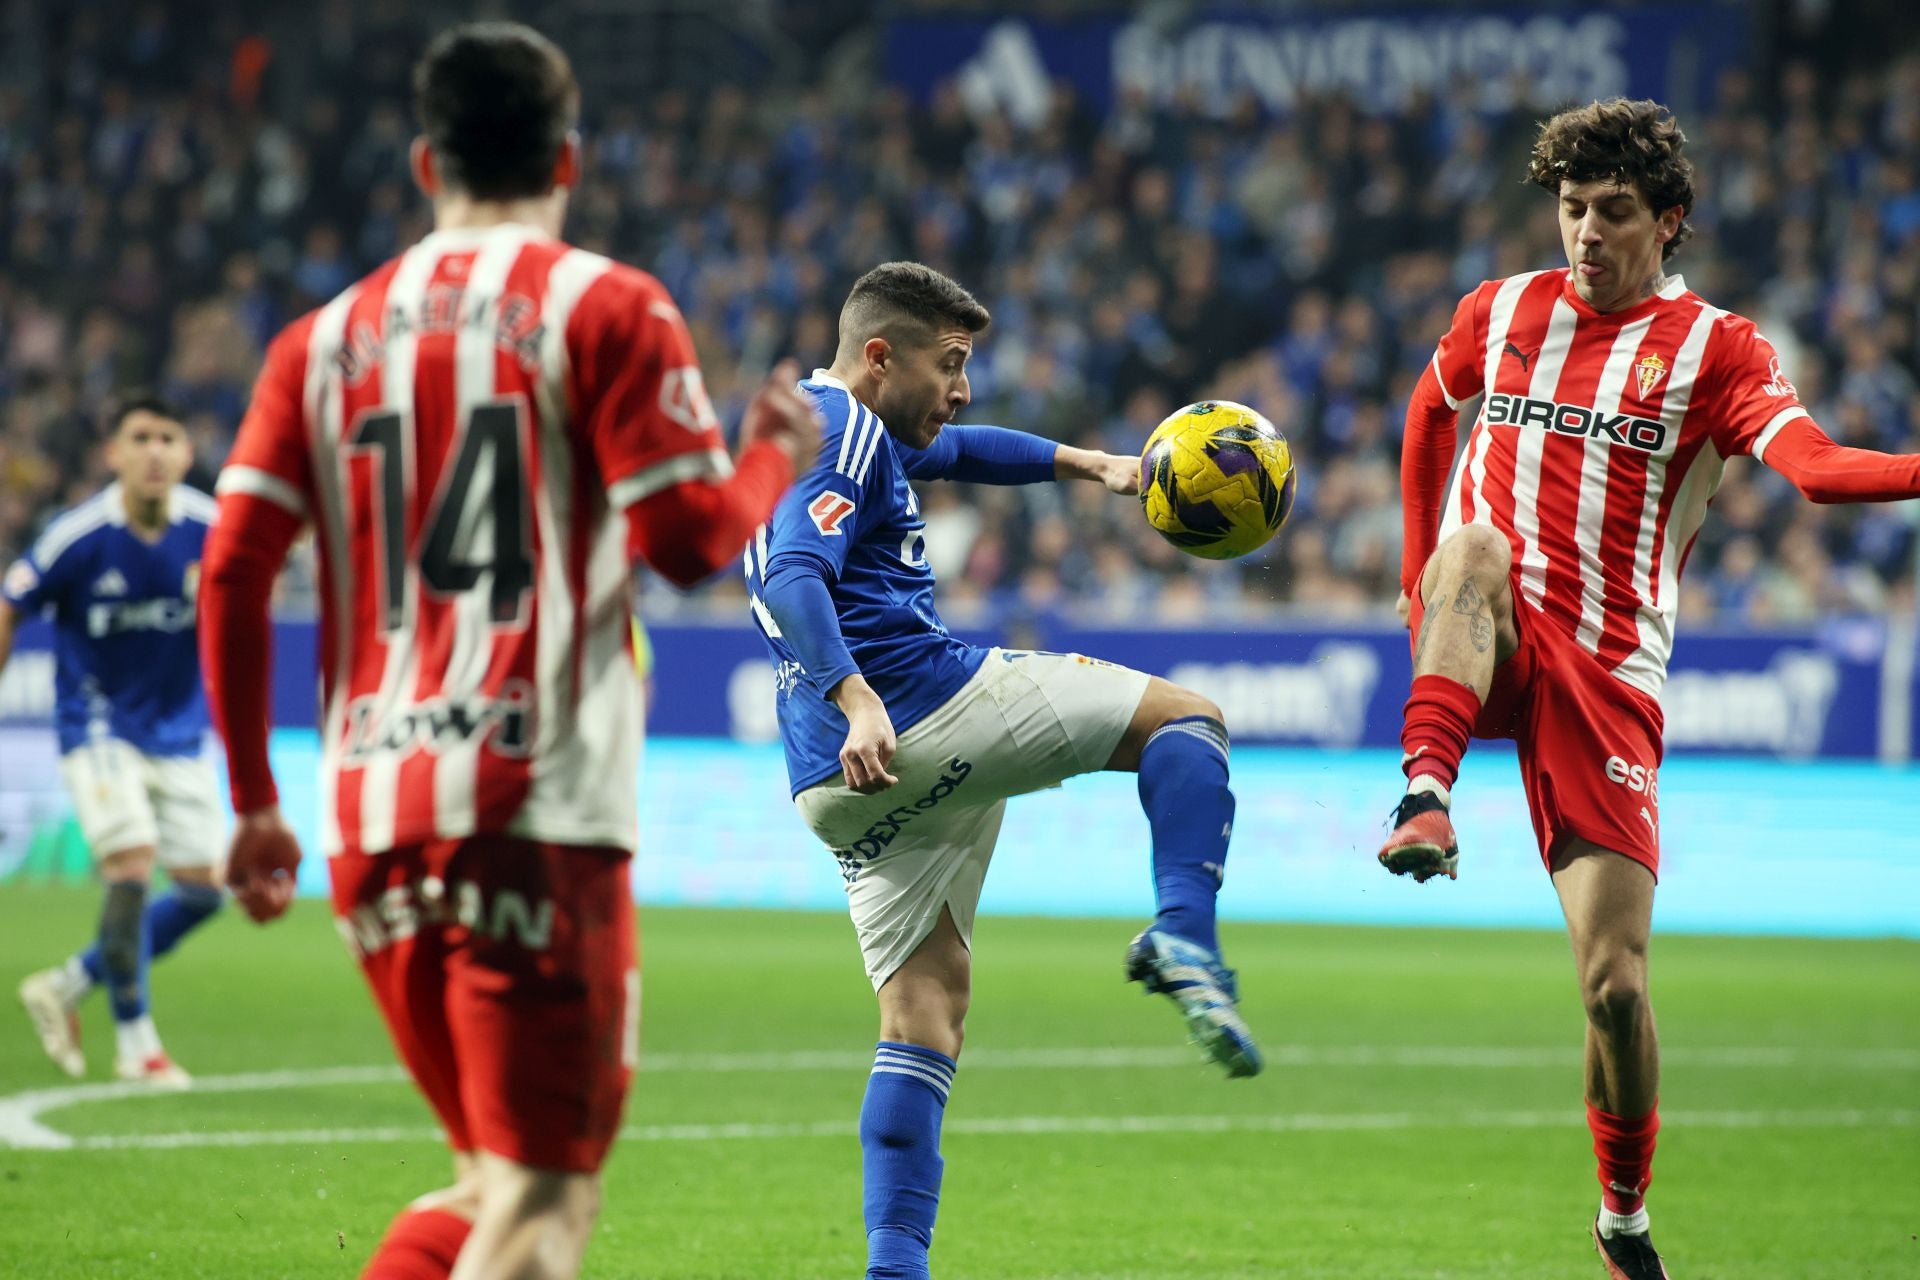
[
  {"xmin": 59, "ymin": 737, "xmax": 222, "ymax": 869},
  {"xmin": 794, "ymin": 649, "xmax": 1152, "ymax": 990}
]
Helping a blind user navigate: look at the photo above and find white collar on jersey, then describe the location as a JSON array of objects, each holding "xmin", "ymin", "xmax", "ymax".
[
  {"xmin": 1572, "ymin": 270, "xmax": 1689, "ymax": 301},
  {"xmin": 809, "ymin": 369, "xmax": 850, "ymax": 390}
]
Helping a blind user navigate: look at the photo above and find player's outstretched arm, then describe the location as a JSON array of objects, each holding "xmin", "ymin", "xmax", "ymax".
[
  {"xmin": 1054, "ymin": 444, "xmax": 1139, "ymax": 494},
  {"xmin": 1756, "ymin": 417, "xmax": 1920, "ymax": 504},
  {"xmin": 903, "ymin": 424, "xmax": 1136, "ymax": 493},
  {"xmin": 623, "ymin": 362, "xmax": 821, "ymax": 587}
]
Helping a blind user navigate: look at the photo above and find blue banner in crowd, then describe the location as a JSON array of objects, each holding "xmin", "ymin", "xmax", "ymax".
[
  {"xmin": 12, "ymin": 615, "xmax": 1896, "ymax": 759},
  {"xmin": 885, "ymin": 5, "xmax": 1750, "ymax": 122}
]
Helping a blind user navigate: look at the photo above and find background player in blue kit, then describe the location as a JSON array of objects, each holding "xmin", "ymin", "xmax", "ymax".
[
  {"xmin": 3, "ymin": 396, "xmax": 224, "ymax": 1086},
  {"xmin": 747, "ymin": 263, "xmax": 1261, "ymax": 1280}
]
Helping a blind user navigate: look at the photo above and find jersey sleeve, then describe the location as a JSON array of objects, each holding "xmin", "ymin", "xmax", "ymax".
[
  {"xmin": 762, "ymin": 393, "xmax": 880, "ymax": 582},
  {"xmin": 1703, "ymin": 320, "xmax": 1812, "ymax": 459},
  {"xmin": 215, "ymin": 315, "xmax": 317, "ymax": 522},
  {"xmin": 1430, "ymin": 284, "xmax": 1489, "ymax": 409},
  {"xmin": 1399, "ymin": 286, "xmax": 1489, "ymax": 596},
  {"xmin": 569, "ymin": 269, "xmax": 735, "ymax": 511},
  {"xmin": 900, "ymin": 424, "xmax": 1059, "ymax": 484},
  {"xmin": 3, "ymin": 529, "xmax": 76, "ymax": 615}
]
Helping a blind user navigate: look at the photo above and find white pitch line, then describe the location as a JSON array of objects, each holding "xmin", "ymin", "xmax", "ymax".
[
  {"xmin": 52, "ymin": 1107, "xmax": 1920, "ymax": 1153},
  {"xmin": 4, "ymin": 1044, "xmax": 1915, "ymax": 1152},
  {"xmin": 641, "ymin": 1043, "xmax": 1920, "ymax": 1073}
]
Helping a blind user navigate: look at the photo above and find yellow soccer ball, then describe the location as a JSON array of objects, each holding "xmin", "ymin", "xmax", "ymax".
[{"xmin": 1139, "ymin": 400, "xmax": 1298, "ymax": 560}]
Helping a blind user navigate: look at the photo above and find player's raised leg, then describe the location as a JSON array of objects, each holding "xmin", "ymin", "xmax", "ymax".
[
  {"xmin": 450, "ymin": 1157, "xmax": 601, "ymax": 1280},
  {"xmin": 1108, "ymin": 677, "xmax": 1260, "ymax": 1078},
  {"xmin": 1380, "ymin": 524, "xmax": 1520, "ymax": 882},
  {"xmin": 1554, "ymin": 841, "xmax": 1670, "ymax": 1280},
  {"xmin": 862, "ymin": 905, "xmax": 968, "ymax": 1280},
  {"xmin": 362, "ymin": 1156, "xmax": 480, "ymax": 1279}
]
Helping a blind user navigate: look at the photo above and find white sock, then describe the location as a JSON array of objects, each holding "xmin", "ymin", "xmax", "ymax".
[
  {"xmin": 1406, "ymin": 774, "xmax": 1452, "ymax": 806},
  {"xmin": 1596, "ymin": 1202, "xmax": 1650, "ymax": 1238},
  {"xmin": 51, "ymin": 957, "xmax": 92, "ymax": 1006},
  {"xmin": 114, "ymin": 1015, "xmax": 161, "ymax": 1064}
]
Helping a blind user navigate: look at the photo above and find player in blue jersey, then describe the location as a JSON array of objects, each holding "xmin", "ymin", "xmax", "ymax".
[
  {"xmin": 748, "ymin": 262, "xmax": 1260, "ymax": 1280},
  {"xmin": 3, "ymin": 396, "xmax": 224, "ymax": 1086}
]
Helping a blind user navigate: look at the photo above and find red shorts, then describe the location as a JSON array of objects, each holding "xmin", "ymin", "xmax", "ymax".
[
  {"xmin": 1409, "ymin": 585, "xmax": 1666, "ymax": 876},
  {"xmin": 329, "ymin": 834, "xmax": 637, "ymax": 1172}
]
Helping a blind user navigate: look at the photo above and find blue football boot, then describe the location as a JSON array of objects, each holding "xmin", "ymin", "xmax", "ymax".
[{"xmin": 1124, "ymin": 928, "xmax": 1263, "ymax": 1078}]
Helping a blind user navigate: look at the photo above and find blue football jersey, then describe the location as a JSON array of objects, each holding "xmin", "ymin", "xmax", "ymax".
[
  {"xmin": 747, "ymin": 373, "xmax": 987, "ymax": 792},
  {"xmin": 2, "ymin": 483, "xmax": 217, "ymax": 756}
]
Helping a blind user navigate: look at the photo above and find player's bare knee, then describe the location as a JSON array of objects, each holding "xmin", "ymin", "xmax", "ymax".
[
  {"xmin": 98, "ymin": 845, "xmax": 155, "ymax": 883},
  {"xmin": 1580, "ymin": 960, "xmax": 1650, "ymax": 1041},
  {"xmin": 168, "ymin": 862, "xmax": 218, "ymax": 888},
  {"xmin": 1431, "ymin": 525, "xmax": 1512, "ymax": 596},
  {"xmin": 1162, "ymin": 686, "xmax": 1224, "ymax": 730}
]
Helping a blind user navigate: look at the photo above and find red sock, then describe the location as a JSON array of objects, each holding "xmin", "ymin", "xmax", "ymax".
[
  {"xmin": 361, "ymin": 1208, "xmax": 472, "ymax": 1280},
  {"xmin": 1587, "ymin": 1101, "xmax": 1659, "ymax": 1215},
  {"xmin": 1400, "ymin": 674, "xmax": 1481, "ymax": 790}
]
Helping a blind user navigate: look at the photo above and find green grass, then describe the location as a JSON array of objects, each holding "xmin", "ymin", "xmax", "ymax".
[{"xmin": 0, "ymin": 885, "xmax": 1915, "ymax": 1278}]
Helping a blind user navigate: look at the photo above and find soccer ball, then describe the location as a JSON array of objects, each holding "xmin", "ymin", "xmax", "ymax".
[{"xmin": 1138, "ymin": 401, "xmax": 1298, "ymax": 560}]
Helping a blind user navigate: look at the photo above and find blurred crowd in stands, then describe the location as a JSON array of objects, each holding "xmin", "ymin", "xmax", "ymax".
[{"xmin": 1, "ymin": 3, "xmax": 1916, "ymax": 625}]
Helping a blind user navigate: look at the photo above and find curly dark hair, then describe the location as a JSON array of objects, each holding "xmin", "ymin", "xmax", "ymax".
[{"xmin": 1527, "ymin": 98, "xmax": 1695, "ymax": 261}]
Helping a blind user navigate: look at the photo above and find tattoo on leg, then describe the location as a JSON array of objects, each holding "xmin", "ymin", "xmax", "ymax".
[
  {"xmin": 1411, "ymin": 593, "xmax": 1442, "ymax": 668},
  {"xmin": 1452, "ymin": 581, "xmax": 1495, "ymax": 653}
]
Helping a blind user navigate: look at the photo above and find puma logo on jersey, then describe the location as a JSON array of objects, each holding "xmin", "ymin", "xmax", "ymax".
[
  {"xmin": 808, "ymin": 492, "xmax": 857, "ymax": 536},
  {"xmin": 1503, "ymin": 341, "xmax": 1537, "ymax": 372},
  {"xmin": 1485, "ymin": 392, "xmax": 1669, "ymax": 452}
]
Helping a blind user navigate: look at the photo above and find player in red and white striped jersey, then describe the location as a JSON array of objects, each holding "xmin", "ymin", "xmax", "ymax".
[
  {"xmin": 197, "ymin": 23, "xmax": 819, "ymax": 1280},
  {"xmin": 1380, "ymin": 100, "xmax": 1920, "ymax": 1280}
]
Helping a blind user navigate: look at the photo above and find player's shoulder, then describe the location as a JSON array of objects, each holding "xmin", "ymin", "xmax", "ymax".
[
  {"xmin": 1474, "ymin": 268, "xmax": 1561, "ymax": 303},
  {"xmin": 171, "ymin": 484, "xmax": 219, "ymax": 529},
  {"xmin": 563, "ymin": 250, "xmax": 677, "ymax": 328},
  {"xmin": 800, "ymin": 373, "xmax": 889, "ymax": 483},
  {"xmin": 30, "ymin": 487, "xmax": 122, "ymax": 567}
]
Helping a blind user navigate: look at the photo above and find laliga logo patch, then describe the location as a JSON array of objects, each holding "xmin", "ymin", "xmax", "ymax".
[
  {"xmin": 1634, "ymin": 352, "xmax": 1668, "ymax": 399},
  {"xmin": 808, "ymin": 492, "xmax": 856, "ymax": 536}
]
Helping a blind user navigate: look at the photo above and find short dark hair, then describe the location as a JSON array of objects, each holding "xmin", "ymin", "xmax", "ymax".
[
  {"xmin": 413, "ymin": 22, "xmax": 579, "ymax": 201},
  {"xmin": 110, "ymin": 391, "xmax": 182, "ymax": 434},
  {"xmin": 1527, "ymin": 98, "xmax": 1695, "ymax": 261},
  {"xmin": 838, "ymin": 262, "xmax": 991, "ymax": 354}
]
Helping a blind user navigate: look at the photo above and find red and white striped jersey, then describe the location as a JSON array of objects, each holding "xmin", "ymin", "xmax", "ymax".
[
  {"xmin": 1414, "ymin": 270, "xmax": 1812, "ymax": 696},
  {"xmin": 218, "ymin": 222, "xmax": 732, "ymax": 857}
]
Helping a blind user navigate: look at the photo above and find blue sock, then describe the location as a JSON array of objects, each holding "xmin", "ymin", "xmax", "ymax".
[
  {"xmin": 94, "ymin": 880, "xmax": 152, "ymax": 1022},
  {"xmin": 861, "ymin": 1041, "xmax": 955, "ymax": 1280},
  {"xmin": 1138, "ymin": 716, "xmax": 1235, "ymax": 953},
  {"xmin": 80, "ymin": 882, "xmax": 223, "ymax": 989}
]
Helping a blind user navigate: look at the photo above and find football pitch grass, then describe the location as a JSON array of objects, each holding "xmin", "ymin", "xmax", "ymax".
[{"xmin": 0, "ymin": 886, "xmax": 1914, "ymax": 1278}]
